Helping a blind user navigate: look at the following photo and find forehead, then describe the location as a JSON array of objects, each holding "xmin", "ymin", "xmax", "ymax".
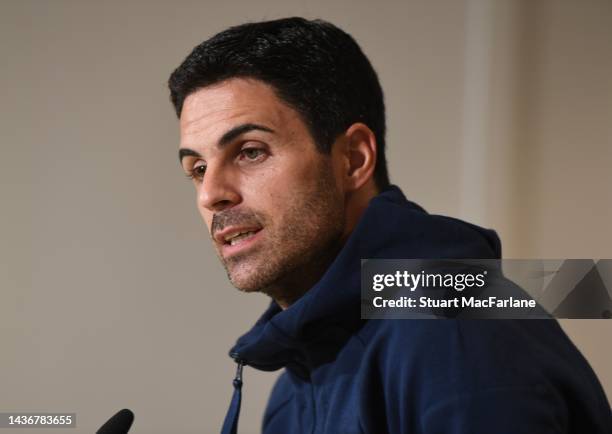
[{"xmin": 179, "ymin": 78, "xmax": 303, "ymax": 145}]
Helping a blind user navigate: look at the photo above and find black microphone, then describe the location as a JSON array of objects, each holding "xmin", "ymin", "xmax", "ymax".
[{"xmin": 96, "ymin": 409, "xmax": 134, "ymax": 434}]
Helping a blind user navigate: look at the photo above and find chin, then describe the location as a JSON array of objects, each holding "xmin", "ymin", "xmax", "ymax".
[
  {"xmin": 231, "ymin": 280, "xmax": 262, "ymax": 293},
  {"xmin": 226, "ymin": 264, "xmax": 272, "ymax": 293}
]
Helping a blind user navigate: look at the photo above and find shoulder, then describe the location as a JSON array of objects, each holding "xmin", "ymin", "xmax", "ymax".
[
  {"xmin": 356, "ymin": 319, "xmax": 612, "ymax": 432},
  {"xmin": 358, "ymin": 318, "xmax": 579, "ymax": 388}
]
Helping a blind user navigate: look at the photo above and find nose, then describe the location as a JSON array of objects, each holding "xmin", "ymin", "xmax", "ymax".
[{"xmin": 197, "ymin": 164, "xmax": 241, "ymax": 212}]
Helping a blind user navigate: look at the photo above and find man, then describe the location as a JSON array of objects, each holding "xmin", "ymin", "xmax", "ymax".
[{"xmin": 169, "ymin": 17, "xmax": 611, "ymax": 434}]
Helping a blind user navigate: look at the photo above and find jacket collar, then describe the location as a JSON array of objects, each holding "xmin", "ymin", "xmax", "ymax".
[{"xmin": 229, "ymin": 185, "xmax": 500, "ymax": 372}]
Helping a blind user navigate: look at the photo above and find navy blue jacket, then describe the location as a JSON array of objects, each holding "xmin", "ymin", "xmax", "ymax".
[{"xmin": 224, "ymin": 186, "xmax": 612, "ymax": 434}]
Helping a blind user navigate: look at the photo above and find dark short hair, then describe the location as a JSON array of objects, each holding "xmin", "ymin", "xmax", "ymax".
[{"xmin": 168, "ymin": 17, "xmax": 390, "ymax": 189}]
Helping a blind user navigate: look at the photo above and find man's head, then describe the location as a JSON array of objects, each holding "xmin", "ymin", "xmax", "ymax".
[{"xmin": 169, "ymin": 18, "xmax": 388, "ymax": 307}]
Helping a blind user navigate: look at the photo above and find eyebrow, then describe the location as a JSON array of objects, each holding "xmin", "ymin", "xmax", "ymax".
[{"xmin": 178, "ymin": 123, "xmax": 275, "ymax": 164}]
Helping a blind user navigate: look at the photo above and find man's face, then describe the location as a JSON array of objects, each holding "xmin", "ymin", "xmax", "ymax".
[{"xmin": 179, "ymin": 78, "xmax": 347, "ymax": 303}]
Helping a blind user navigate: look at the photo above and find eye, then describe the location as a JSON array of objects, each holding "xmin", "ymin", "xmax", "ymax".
[
  {"xmin": 239, "ymin": 147, "xmax": 266, "ymax": 162},
  {"xmin": 186, "ymin": 162, "xmax": 206, "ymax": 182}
]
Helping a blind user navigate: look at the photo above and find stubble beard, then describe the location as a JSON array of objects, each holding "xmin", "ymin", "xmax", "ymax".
[{"xmin": 218, "ymin": 162, "xmax": 346, "ymax": 306}]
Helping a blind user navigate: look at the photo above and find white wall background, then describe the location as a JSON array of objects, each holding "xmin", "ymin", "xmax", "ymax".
[{"xmin": 1, "ymin": 1, "xmax": 610, "ymax": 433}]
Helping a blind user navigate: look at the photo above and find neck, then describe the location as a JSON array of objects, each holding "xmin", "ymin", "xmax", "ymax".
[
  {"xmin": 271, "ymin": 239, "xmax": 344, "ymax": 309},
  {"xmin": 272, "ymin": 180, "xmax": 380, "ymax": 310},
  {"xmin": 341, "ymin": 180, "xmax": 380, "ymax": 241}
]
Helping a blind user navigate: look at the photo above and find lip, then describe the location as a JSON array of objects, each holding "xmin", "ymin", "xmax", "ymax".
[
  {"xmin": 215, "ymin": 226, "xmax": 264, "ymax": 258},
  {"xmin": 214, "ymin": 225, "xmax": 262, "ymax": 244}
]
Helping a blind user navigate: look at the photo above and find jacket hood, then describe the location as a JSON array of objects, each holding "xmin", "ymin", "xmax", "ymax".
[{"xmin": 229, "ymin": 185, "xmax": 501, "ymax": 372}]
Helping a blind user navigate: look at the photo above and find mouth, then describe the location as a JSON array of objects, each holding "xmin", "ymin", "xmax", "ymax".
[
  {"xmin": 224, "ymin": 229, "xmax": 260, "ymax": 246},
  {"xmin": 215, "ymin": 226, "xmax": 264, "ymax": 257}
]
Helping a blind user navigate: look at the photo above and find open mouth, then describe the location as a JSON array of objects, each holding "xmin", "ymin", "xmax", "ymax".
[
  {"xmin": 214, "ymin": 224, "xmax": 264, "ymax": 256},
  {"xmin": 224, "ymin": 230, "xmax": 260, "ymax": 246}
]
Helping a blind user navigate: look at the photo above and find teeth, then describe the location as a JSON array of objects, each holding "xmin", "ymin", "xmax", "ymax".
[
  {"xmin": 228, "ymin": 231, "xmax": 256, "ymax": 246},
  {"xmin": 224, "ymin": 230, "xmax": 250, "ymax": 242}
]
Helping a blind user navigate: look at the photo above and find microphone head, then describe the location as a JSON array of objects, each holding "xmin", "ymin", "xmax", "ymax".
[{"xmin": 96, "ymin": 409, "xmax": 134, "ymax": 434}]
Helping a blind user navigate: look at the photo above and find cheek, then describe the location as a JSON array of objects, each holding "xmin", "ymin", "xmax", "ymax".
[
  {"xmin": 266, "ymin": 155, "xmax": 322, "ymax": 191},
  {"xmin": 241, "ymin": 163, "xmax": 290, "ymax": 200}
]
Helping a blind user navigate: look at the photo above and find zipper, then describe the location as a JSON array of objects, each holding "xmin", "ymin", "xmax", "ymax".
[{"xmin": 220, "ymin": 357, "xmax": 245, "ymax": 434}]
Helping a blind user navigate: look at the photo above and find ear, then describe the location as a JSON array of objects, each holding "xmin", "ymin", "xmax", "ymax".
[{"xmin": 338, "ymin": 122, "xmax": 378, "ymax": 192}]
